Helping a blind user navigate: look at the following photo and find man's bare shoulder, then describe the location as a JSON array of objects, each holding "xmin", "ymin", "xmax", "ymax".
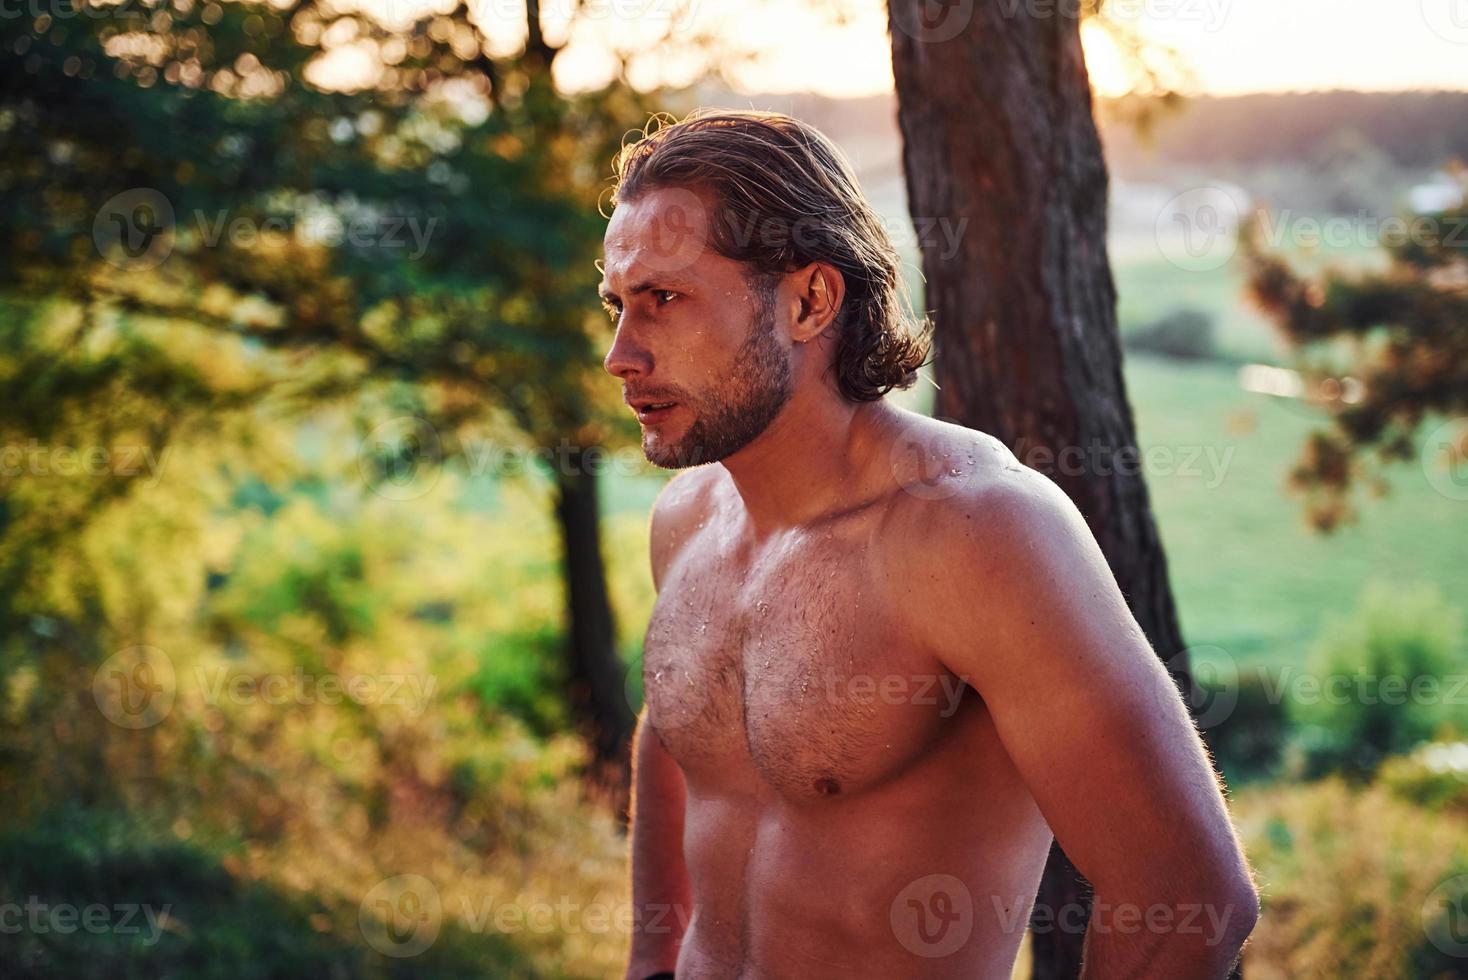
[
  {"xmin": 879, "ymin": 417, "xmax": 1102, "ymax": 636},
  {"xmin": 648, "ymin": 465, "xmax": 724, "ymax": 592},
  {"xmin": 882, "ymin": 415, "xmax": 1070, "ymax": 537}
]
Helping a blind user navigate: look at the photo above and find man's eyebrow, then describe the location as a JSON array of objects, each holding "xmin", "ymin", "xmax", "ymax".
[{"xmin": 597, "ymin": 276, "xmax": 692, "ymax": 301}]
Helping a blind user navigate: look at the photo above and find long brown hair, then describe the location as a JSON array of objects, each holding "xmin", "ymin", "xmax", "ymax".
[{"xmin": 608, "ymin": 109, "xmax": 933, "ymax": 402}]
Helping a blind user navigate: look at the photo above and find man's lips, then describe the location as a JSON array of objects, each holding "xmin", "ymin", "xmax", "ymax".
[
  {"xmin": 626, "ymin": 393, "xmax": 679, "ymax": 412},
  {"xmin": 632, "ymin": 400, "xmax": 679, "ymax": 424}
]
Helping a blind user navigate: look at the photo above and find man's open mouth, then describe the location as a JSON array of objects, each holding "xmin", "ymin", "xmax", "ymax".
[{"xmin": 632, "ymin": 400, "xmax": 679, "ymax": 424}]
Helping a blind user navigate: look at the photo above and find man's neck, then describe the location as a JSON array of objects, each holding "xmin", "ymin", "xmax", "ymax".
[{"xmin": 717, "ymin": 390, "xmax": 906, "ymax": 536}]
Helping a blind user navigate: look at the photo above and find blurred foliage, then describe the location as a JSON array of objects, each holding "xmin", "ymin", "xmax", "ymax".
[
  {"xmin": 1235, "ymin": 774, "xmax": 1468, "ymax": 979},
  {"xmin": 0, "ymin": 0, "xmax": 666, "ymax": 445},
  {"xmin": 1288, "ymin": 580, "xmax": 1467, "ymax": 779},
  {"xmin": 0, "ymin": 0, "xmax": 707, "ymax": 967},
  {"xmin": 1378, "ymin": 742, "xmax": 1468, "ymax": 817},
  {"xmin": 1202, "ymin": 665, "xmax": 1289, "ymax": 787},
  {"xmin": 1122, "ymin": 306, "xmax": 1218, "ymax": 362},
  {"xmin": 0, "ymin": 804, "xmax": 529, "ymax": 979},
  {"xmin": 1201, "ymin": 579, "xmax": 1468, "ymax": 791},
  {"xmin": 0, "ymin": 416, "xmax": 644, "ymax": 972},
  {"xmin": 1241, "ymin": 163, "xmax": 1468, "ymax": 531}
]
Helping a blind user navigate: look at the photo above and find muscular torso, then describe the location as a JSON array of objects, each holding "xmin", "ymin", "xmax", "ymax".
[{"xmin": 642, "ymin": 468, "xmax": 1055, "ymax": 979}]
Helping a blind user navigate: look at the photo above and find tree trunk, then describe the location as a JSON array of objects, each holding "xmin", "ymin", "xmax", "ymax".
[
  {"xmin": 887, "ymin": 3, "xmax": 1224, "ymax": 978},
  {"xmin": 553, "ymin": 451, "xmax": 635, "ymax": 813}
]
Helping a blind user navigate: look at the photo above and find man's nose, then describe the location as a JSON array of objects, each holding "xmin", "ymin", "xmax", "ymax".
[{"xmin": 603, "ymin": 323, "xmax": 652, "ymax": 380}]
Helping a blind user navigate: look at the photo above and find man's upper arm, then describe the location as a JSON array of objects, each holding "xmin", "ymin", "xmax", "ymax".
[{"xmin": 914, "ymin": 467, "xmax": 1254, "ymax": 909}]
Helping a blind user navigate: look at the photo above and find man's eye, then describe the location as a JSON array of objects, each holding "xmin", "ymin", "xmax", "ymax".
[{"xmin": 654, "ymin": 290, "xmax": 677, "ymax": 305}]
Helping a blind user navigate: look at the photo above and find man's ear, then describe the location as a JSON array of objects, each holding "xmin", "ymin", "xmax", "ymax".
[{"xmin": 791, "ymin": 261, "xmax": 845, "ymax": 344}]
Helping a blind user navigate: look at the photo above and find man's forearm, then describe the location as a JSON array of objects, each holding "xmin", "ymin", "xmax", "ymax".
[{"xmin": 1075, "ymin": 892, "xmax": 1257, "ymax": 980}]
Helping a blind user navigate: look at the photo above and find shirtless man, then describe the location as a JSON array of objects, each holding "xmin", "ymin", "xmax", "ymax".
[{"xmin": 599, "ymin": 110, "xmax": 1258, "ymax": 980}]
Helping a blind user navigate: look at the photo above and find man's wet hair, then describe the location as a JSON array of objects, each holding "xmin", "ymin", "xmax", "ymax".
[{"xmin": 608, "ymin": 109, "xmax": 933, "ymax": 402}]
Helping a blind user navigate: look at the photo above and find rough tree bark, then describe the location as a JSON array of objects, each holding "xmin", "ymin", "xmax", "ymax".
[{"xmin": 887, "ymin": 3, "xmax": 1229, "ymax": 978}]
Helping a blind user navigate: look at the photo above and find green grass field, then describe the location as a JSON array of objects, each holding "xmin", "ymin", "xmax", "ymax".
[
  {"xmin": 1127, "ymin": 354, "xmax": 1466, "ymax": 671},
  {"xmin": 1113, "ymin": 236, "xmax": 1390, "ymax": 365}
]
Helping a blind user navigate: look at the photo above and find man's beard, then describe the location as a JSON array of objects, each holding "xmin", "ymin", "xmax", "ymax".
[{"xmin": 644, "ymin": 287, "xmax": 793, "ymax": 469}]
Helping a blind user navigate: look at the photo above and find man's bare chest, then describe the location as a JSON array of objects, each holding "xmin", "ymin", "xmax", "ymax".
[{"xmin": 642, "ymin": 526, "xmax": 967, "ymax": 800}]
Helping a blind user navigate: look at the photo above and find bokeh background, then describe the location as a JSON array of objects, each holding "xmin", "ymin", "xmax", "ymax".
[{"xmin": 2, "ymin": 0, "xmax": 1467, "ymax": 977}]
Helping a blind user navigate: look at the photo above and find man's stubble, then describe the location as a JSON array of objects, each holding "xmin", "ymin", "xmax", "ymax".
[{"xmin": 645, "ymin": 278, "xmax": 794, "ymax": 469}]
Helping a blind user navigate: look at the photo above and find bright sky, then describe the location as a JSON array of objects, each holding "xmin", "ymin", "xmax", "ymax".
[
  {"xmin": 321, "ymin": 0, "xmax": 1468, "ymax": 97},
  {"xmin": 548, "ymin": 0, "xmax": 1468, "ymax": 97}
]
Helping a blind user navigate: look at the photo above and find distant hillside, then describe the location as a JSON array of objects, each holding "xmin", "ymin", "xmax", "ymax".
[
  {"xmin": 659, "ymin": 86, "xmax": 1468, "ymax": 239},
  {"xmin": 1097, "ymin": 91, "xmax": 1468, "ymax": 174},
  {"xmin": 669, "ymin": 85, "xmax": 1468, "ymax": 178}
]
